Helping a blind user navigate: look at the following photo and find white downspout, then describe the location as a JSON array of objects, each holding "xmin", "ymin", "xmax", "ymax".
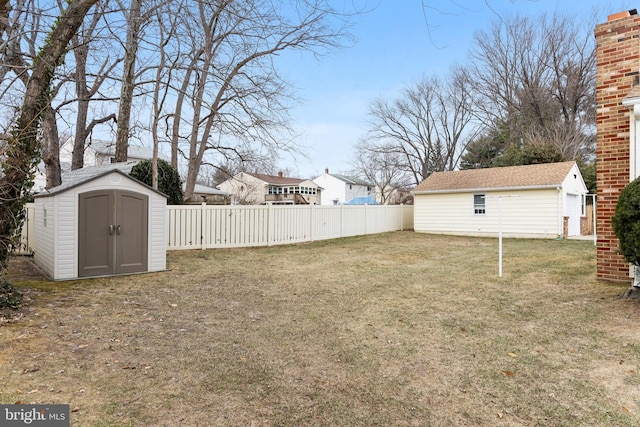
[{"xmin": 631, "ymin": 102, "xmax": 639, "ymax": 179}]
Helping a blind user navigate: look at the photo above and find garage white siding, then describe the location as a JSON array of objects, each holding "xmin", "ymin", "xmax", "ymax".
[{"xmin": 414, "ymin": 188, "xmax": 561, "ymax": 238}]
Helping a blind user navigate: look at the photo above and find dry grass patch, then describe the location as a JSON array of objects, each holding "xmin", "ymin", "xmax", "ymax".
[{"xmin": 1, "ymin": 232, "xmax": 640, "ymax": 426}]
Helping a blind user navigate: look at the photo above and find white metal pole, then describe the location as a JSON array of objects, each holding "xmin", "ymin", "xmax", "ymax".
[{"xmin": 499, "ymin": 196, "xmax": 503, "ymax": 278}]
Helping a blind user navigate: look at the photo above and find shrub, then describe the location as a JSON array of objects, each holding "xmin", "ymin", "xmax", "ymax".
[
  {"xmin": 130, "ymin": 159, "xmax": 183, "ymax": 205},
  {"xmin": 0, "ymin": 280, "xmax": 23, "ymax": 309},
  {"xmin": 612, "ymin": 177, "xmax": 640, "ymax": 266}
]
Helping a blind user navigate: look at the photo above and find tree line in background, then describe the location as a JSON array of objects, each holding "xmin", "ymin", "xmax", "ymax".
[
  {"xmin": 1, "ymin": 0, "xmax": 362, "ymax": 196},
  {"xmin": 0, "ymin": 0, "xmax": 362, "ymax": 280},
  {"xmin": 354, "ymin": 13, "xmax": 597, "ymax": 202}
]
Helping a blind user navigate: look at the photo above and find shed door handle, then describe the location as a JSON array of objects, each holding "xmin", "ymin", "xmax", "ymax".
[
  {"xmin": 116, "ymin": 225, "xmax": 121, "ymax": 235},
  {"xmin": 109, "ymin": 225, "xmax": 114, "ymax": 235}
]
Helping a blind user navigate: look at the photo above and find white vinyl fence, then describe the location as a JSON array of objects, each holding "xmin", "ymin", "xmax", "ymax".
[
  {"xmin": 15, "ymin": 203, "xmax": 413, "ymax": 254},
  {"xmin": 167, "ymin": 203, "xmax": 414, "ymax": 250}
]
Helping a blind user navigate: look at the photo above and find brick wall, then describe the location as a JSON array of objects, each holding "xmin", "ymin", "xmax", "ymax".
[{"xmin": 595, "ymin": 10, "xmax": 640, "ymax": 283}]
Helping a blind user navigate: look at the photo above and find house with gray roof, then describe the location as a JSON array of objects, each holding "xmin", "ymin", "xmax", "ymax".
[
  {"xmin": 312, "ymin": 168, "xmax": 375, "ymax": 205},
  {"xmin": 412, "ymin": 161, "xmax": 588, "ymax": 238}
]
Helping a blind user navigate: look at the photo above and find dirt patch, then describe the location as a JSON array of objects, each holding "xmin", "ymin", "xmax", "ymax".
[{"xmin": 4, "ymin": 256, "xmax": 47, "ymax": 283}]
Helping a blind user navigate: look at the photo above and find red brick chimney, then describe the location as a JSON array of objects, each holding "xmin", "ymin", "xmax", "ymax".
[
  {"xmin": 278, "ymin": 171, "xmax": 283, "ymax": 178},
  {"xmin": 595, "ymin": 9, "xmax": 640, "ymax": 282},
  {"xmin": 325, "ymin": 168, "xmax": 329, "ymax": 174}
]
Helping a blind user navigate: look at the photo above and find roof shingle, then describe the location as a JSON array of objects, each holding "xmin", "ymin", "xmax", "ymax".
[{"xmin": 413, "ymin": 161, "xmax": 577, "ymax": 193}]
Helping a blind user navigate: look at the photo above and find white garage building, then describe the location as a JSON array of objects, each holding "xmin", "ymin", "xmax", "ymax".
[{"xmin": 412, "ymin": 162, "xmax": 588, "ymax": 238}]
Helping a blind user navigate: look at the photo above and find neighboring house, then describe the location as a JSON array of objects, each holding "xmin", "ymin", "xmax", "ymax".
[
  {"xmin": 33, "ymin": 138, "xmax": 169, "ymax": 192},
  {"xmin": 595, "ymin": 10, "xmax": 640, "ymax": 283},
  {"xmin": 217, "ymin": 171, "xmax": 320, "ymax": 205},
  {"xmin": 375, "ymin": 185, "xmax": 414, "ymax": 205},
  {"xmin": 312, "ymin": 168, "xmax": 375, "ymax": 205},
  {"xmin": 412, "ymin": 162, "xmax": 588, "ymax": 238},
  {"xmin": 62, "ymin": 138, "xmax": 170, "ymax": 167},
  {"xmin": 184, "ymin": 183, "xmax": 230, "ymax": 205}
]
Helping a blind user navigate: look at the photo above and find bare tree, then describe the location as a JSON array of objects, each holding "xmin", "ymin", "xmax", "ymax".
[
  {"xmin": 350, "ymin": 140, "xmax": 411, "ymax": 204},
  {"xmin": 466, "ymin": 13, "xmax": 596, "ymax": 161},
  {"xmin": 69, "ymin": 1, "xmax": 120, "ymax": 171},
  {"xmin": 114, "ymin": 0, "xmax": 142, "ymax": 162},
  {"xmin": 0, "ymin": 0, "xmax": 97, "ymax": 274},
  {"xmin": 161, "ymin": 0, "xmax": 357, "ymax": 200},
  {"xmin": 146, "ymin": 0, "xmax": 183, "ymax": 189},
  {"xmin": 1, "ymin": 1, "xmax": 69, "ymax": 188},
  {"xmin": 1, "ymin": 0, "xmax": 123, "ymax": 189},
  {"xmin": 363, "ymin": 70, "xmax": 478, "ymax": 185}
]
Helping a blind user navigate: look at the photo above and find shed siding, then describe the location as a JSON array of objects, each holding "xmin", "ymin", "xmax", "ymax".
[
  {"xmin": 33, "ymin": 199, "xmax": 55, "ymax": 278},
  {"xmin": 414, "ymin": 188, "xmax": 561, "ymax": 237},
  {"xmin": 56, "ymin": 192, "xmax": 77, "ymax": 279},
  {"xmin": 149, "ymin": 196, "xmax": 167, "ymax": 272}
]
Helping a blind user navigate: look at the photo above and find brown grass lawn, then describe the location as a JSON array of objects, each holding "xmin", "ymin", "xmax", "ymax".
[{"xmin": 1, "ymin": 232, "xmax": 640, "ymax": 426}]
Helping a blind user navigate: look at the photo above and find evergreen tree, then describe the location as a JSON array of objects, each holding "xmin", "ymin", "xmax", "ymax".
[{"xmin": 130, "ymin": 159, "xmax": 184, "ymax": 205}]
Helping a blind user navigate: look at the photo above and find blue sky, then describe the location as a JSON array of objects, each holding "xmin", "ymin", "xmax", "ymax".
[{"xmin": 279, "ymin": 0, "xmax": 635, "ymax": 179}]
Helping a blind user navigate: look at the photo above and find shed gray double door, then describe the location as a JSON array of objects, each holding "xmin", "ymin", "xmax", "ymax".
[{"xmin": 78, "ymin": 190, "xmax": 148, "ymax": 277}]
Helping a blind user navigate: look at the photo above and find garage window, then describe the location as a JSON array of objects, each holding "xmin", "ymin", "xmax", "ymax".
[{"xmin": 474, "ymin": 194, "xmax": 486, "ymax": 215}]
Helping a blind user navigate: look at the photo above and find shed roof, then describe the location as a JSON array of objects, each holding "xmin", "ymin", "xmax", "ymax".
[
  {"xmin": 413, "ymin": 161, "xmax": 578, "ymax": 194},
  {"xmin": 34, "ymin": 162, "xmax": 166, "ymax": 198}
]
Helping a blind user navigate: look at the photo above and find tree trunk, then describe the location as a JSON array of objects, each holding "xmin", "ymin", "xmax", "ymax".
[
  {"xmin": 0, "ymin": 0, "xmax": 97, "ymax": 273},
  {"xmin": 0, "ymin": 0, "xmax": 11, "ymax": 36},
  {"xmin": 71, "ymin": 39, "xmax": 89, "ymax": 170},
  {"xmin": 115, "ymin": 0, "xmax": 142, "ymax": 162},
  {"xmin": 41, "ymin": 104, "xmax": 62, "ymax": 189}
]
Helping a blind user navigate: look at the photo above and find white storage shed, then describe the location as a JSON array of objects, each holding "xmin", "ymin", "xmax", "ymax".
[
  {"xmin": 33, "ymin": 164, "xmax": 167, "ymax": 280},
  {"xmin": 412, "ymin": 162, "xmax": 588, "ymax": 238}
]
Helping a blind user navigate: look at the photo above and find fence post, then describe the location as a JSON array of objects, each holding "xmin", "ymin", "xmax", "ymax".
[
  {"xmin": 267, "ymin": 203, "xmax": 273, "ymax": 246},
  {"xmin": 166, "ymin": 205, "xmax": 170, "ymax": 249},
  {"xmin": 400, "ymin": 204, "xmax": 404, "ymax": 231},
  {"xmin": 309, "ymin": 203, "xmax": 314, "ymax": 242},
  {"xmin": 200, "ymin": 202, "xmax": 206, "ymax": 249},
  {"xmin": 364, "ymin": 204, "xmax": 368, "ymax": 235}
]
